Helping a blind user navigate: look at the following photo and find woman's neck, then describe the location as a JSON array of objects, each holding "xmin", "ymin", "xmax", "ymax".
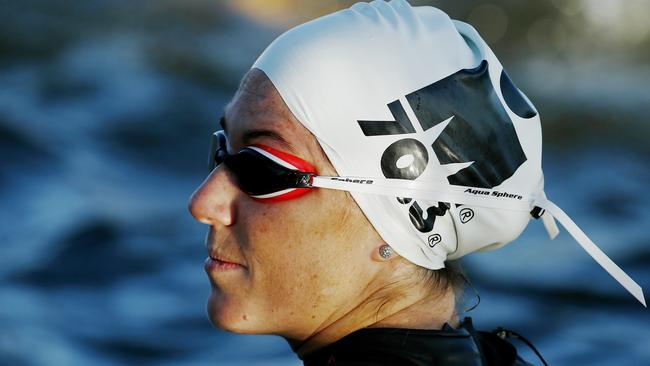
[{"xmin": 287, "ymin": 284, "xmax": 458, "ymax": 358}]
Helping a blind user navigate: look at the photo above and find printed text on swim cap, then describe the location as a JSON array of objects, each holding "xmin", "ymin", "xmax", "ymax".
[{"xmin": 464, "ymin": 188, "xmax": 522, "ymax": 200}]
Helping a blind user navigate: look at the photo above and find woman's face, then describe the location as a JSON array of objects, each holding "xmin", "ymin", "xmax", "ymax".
[{"xmin": 188, "ymin": 69, "xmax": 385, "ymax": 341}]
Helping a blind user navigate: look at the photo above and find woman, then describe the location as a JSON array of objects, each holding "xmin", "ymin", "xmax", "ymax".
[{"xmin": 189, "ymin": 1, "xmax": 643, "ymax": 365}]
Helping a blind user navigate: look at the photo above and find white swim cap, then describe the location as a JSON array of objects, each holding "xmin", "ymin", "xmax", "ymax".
[{"xmin": 252, "ymin": 0, "xmax": 645, "ymax": 306}]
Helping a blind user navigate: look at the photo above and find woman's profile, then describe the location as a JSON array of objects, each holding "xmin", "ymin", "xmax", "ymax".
[{"xmin": 188, "ymin": 1, "xmax": 645, "ymax": 365}]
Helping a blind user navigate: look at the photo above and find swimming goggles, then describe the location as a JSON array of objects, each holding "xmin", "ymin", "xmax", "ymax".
[
  {"xmin": 207, "ymin": 129, "xmax": 646, "ymax": 306},
  {"xmin": 208, "ymin": 130, "xmax": 535, "ymax": 209},
  {"xmin": 208, "ymin": 130, "xmax": 317, "ymax": 202}
]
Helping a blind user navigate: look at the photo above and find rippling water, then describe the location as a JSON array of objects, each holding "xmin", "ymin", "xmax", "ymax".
[{"xmin": 1, "ymin": 1, "xmax": 648, "ymax": 365}]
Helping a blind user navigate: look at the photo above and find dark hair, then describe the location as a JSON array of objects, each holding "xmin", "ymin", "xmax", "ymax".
[
  {"xmin": 415, "ymin": 259, "xmax": 470, "ymax": 314},
  {"xmin": 419, "ymin": 260, "xmax": 465, "ymax": 296}
]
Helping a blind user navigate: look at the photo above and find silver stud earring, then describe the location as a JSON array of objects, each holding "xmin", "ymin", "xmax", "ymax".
[{"xmin": 379, "ymin": 245, "xmax": 393, "ymax": 259}]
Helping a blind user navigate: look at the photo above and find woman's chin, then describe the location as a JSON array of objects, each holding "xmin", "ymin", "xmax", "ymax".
[{"xmin": 207, "ymin": 290, "xmax": 258, "ymax": 334}]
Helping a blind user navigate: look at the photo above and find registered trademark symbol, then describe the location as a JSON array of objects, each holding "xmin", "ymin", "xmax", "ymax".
[
  {"xmin": 459, "ymin": 208, "xmax": 474, "ymax": 224},
  {"xmin": 428, "ymin": 234, "xmax": 441, "ymax": 247}
]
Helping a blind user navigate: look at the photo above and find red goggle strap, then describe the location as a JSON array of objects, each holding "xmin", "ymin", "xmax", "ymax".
[
  {"xmin": 251, "ymin": 144, "xmax": 318, "ymax": 174},
  {"xmin": 246, "ymin": 144, "xmax": 317, "ymax": 203}
]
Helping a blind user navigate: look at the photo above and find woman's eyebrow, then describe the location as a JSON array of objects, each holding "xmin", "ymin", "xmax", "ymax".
[
  {"xmin": 242, "ymin": 129, "xmax": 296, "ymax": 153},
  {"xmin": 220, "ymin": 115, "xmax": 295, "ymax": 152}
]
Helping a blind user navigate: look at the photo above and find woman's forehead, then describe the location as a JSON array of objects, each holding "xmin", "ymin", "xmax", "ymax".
[{"xmin": 223, "ymin": 70, "xmax": 317, "ymax": 160}]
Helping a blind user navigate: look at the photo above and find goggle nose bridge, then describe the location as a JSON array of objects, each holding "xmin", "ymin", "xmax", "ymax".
[{"xmin": 208, "ymin": 130, "xmax": 229, "ymax": 172}]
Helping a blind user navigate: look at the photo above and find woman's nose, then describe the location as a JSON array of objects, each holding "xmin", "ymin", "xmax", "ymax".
[{"xmin": 188, "ymin": 165, "xmax": 239, "ymax": 226}]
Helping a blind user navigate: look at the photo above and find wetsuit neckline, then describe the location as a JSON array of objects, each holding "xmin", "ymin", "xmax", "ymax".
[{"xmin": 301, "ymin": 317, "xmax": 527, "ymax": 366}]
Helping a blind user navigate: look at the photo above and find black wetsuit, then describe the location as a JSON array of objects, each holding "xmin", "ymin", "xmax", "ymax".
[{"xmin": 301, "ymin": 318, "xmax": 535, "ymax": 366}]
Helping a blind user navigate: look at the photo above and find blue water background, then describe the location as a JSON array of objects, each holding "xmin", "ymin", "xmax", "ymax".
[{"xmin": 1, "ymin": 1, "xmax": 649, "ymax": 365}]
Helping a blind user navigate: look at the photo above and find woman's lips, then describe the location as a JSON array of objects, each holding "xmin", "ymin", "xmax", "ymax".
[{"xmin": 204, "ymin": 256, "xmax": 245, "ymax": 272}]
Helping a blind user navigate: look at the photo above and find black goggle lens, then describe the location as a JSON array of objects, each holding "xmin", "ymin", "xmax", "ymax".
[{"xmin": 207, "ymin": 130, "xmax": 311, "ymax": 196}]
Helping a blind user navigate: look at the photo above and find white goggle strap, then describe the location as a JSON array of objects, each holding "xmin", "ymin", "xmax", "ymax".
[
  {"xmin": 532, "ymin": 196, "xmax": 646, "ymax": 307},
  {"xmin": 311, "ymin": 176, "xmax": 534, "ymax": 211},
  {"xmin": 310, "ymin": 175, "xmax": 646, "ymax": 307}
]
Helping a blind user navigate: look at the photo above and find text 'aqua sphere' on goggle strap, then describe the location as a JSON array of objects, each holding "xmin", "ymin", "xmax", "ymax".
[{"xmin": 207, "ymin": 130, "xmax": 645, "ymax": 307}]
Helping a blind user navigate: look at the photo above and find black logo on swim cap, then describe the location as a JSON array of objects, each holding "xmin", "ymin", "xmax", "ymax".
[
  {"xmin": 459, "ymin": 208, "xmax": 474, "ymax": 224},
  {"xmin": 358, "ymin": 99, "xmax": 415, "ymax": 136},
  {"xmin": 428, "ymin": 234, "xmax": 441, "ymax": 247},
  {"xmin": 409, "ymin": 202, "xmax": 450, "ymax": 233},
  {"xmin": 380, "ymin": 138, "xmax": 428, "ymax": 180},
  {"xmin": 357, "ymin": 60, "xmax": 529, "ymax": 189},
  {"xmin": 500, "ymin": 69, "xmax": 538, "ymax": 119},
  {"xmin": 396, "ymin": 197, "xmax": 412, "ymax": 205},
  {"xmin": 357, "ymin": 60, "xmax": 531, "ymax": 235},
  {"xmin": 405, "ymin": 60, "xmax": 528, "ymax": 188}
]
